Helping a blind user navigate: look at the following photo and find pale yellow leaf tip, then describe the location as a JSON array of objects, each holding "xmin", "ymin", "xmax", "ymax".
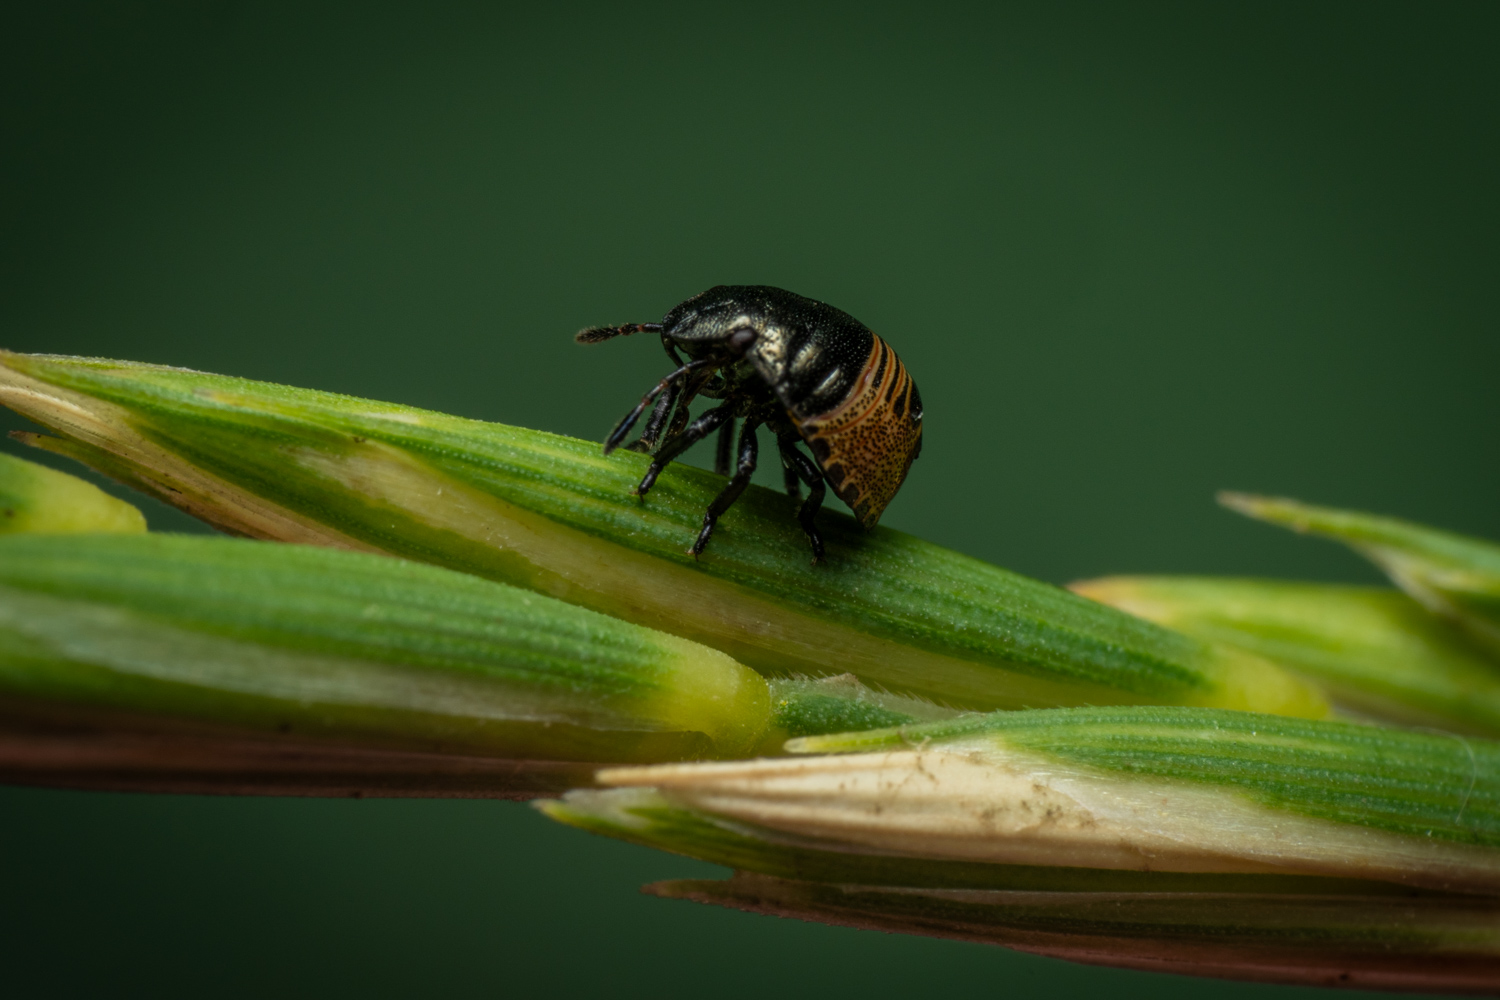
[{"xmin": 0, "ymin": 451, "xmax": 147, "ymax": 535}]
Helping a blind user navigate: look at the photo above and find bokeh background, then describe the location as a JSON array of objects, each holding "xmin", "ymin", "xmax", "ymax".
[{"xmin": 2, "ymin": 3, "xmax": 1496, "ymax": 997}]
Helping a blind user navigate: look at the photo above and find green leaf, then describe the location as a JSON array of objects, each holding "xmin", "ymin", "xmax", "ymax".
[
  {"xmin": 765, "ymin": 674, "xmax": 959, "ymax": 739},
  {"xmin": 0, "ymin": 352, "xmax": 1327, "ymax": 718},
  {"xmin": 1221, "ymin": 492, "xmax": 1500, "ymax": 658},
  {"xmin": 0, "ymin": 451, "xmax": 145, "ymax": 535},
  {"xmin": 0, "ymin": 533, "xmax": 774, "ymax": 762},
  {"xmin": 1073, "ymin": 576, "xmax": 1500, "ymax": 736}
]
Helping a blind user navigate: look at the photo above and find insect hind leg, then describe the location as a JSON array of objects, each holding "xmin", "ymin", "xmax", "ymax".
[
  {"xmin": 780, "ymin": 453, "xmax": 801, "ymax": 498},
  {"xmin": 778, "ymin": 437, "xmax": 827, "ymax": 563}
]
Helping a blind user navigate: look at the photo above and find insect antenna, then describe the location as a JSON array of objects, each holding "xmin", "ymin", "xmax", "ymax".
[{"xmin": 575, "ymin": 322, "xmax": 664, "ymax": 344}]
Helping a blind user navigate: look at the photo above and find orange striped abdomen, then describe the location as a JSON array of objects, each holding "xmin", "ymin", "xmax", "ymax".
[{"xmin": 793, "ymin": 334, "xmax": 923, "ymax": 529}]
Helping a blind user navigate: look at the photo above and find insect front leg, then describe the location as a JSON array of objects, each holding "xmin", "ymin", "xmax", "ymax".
[
  {"xmin": 633, "ymin": 361, "xmax": 719, "ymax": 453},
  {"xmin": 661, "ymin": 367, "xmax": 714, "ymax": 445},
  {"xmin": 662, "ymin": 337, "xmax": 686, "ymax": 368},
  {"xmin": 633, "ymin": 403, "xmax": 733, "ymax": 497},
  {"xmin": 692, "ymin": 421, "xmax": 761, "ymax": 557},
  {"xmin": 625, "ymin": 379, "xmax": 683, "ymax": 453},
  {"xmin": 604, "ymin": 358, "xmax": 713, "ymax": 455},
  {"xmin": 778, "ymin": 436, "xmax": 827, "ymax": 563}
]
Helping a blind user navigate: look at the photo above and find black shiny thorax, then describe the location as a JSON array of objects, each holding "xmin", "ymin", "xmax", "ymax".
[{"xmin": 661, "ymin": 285, "xmax": 874, "ymax": 418}]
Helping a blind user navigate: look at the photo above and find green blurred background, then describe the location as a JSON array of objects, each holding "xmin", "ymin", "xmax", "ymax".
[{"xmin": 2, "ymin": 3, "xmax": 1495, "ymax": 997}]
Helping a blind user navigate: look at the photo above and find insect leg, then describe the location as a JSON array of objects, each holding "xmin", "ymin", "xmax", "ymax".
[
  {"xmin": 653, "ymin": 364, "xmax": 716, "ymax": 451},
  {"xmin": 663, "ymin": 395, "xmax": 694, "ymax": 443},
  {"xmin": 635, "ymin": 362, "xmax": 718, "ymax": 453},
  {"xmin": 780, "ymin": 454, "xmax": 801, "ymax": 498},
  {"xmin": 662, "ymin": 338, "xmax": 686, "ymax": 368},
  {"xmin": 692, "ymin": 421, "xmax": 760, "ymax": 557},
  {"xmin": 778, "ymin": 438, "xmax": 827, "ymax": 563},
  {"xmin": 714, "ymin": 418, "xmax": 736, "ymax": 477},
  {"xmin": 671, "ymin": 370, "xmax": 710, "ymax": 431},
  {"xmin": 604, "ymin": 358, "xmax": 713, "ymax": 455},
  {"xmin": 766, "ymin": 415, "xmax": 802, "ymax": 497},
  {"xmin": 633, "ymin": 403, "xmax": 733, "ymax": 497},
  {"xmin": 627, "ymin": 336, "xmax": 689, "ymax": 452},
  {"xmin": 625, "ymin": 379, "xmax": 682, "ymax": 453}
]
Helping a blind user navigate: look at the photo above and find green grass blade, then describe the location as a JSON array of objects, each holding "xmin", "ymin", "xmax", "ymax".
[
  {"xmin": 0, "ymin": 533, "xmax": 774, "ymax": 762},
  {"xmin": 1074, "ymin": 576, "xmax": 1500, "ymax": 735},
  {"xmin": 0, "ymin": 352, "xmax": 1327, "ymax": 718},
  {"xmin": 0, "ymin": 452, "xmax": 145, "ymax": 535},
  {"xmin": 1222, "ymin": 492, "xmax": 1500, "ymax": 657},
  {"xmin": 765, "ymin": 674, "xmax": 959, "ymax": 740}
]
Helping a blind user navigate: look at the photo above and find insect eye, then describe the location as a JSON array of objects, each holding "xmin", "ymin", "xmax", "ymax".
[{"xmin": 728, "ymin": 327, "xmax": 757, "ymax": 352}]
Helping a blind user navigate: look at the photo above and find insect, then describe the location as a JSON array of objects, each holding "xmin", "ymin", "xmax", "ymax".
[{"xmin": 577, "ymin": 285, "xmax": 923, "ymax": 562}]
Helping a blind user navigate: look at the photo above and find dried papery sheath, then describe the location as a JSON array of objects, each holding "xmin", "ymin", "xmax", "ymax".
[
  {"xmin": 0, "ymin": 353, "xmax": 1326, "ymax": 717},
  {"xmin": 540, "ymin": 786, "xmax": 1414, "ymax": 895},
  {"xmin": 1073, "ymin": 577, "xmax": 1500, "ymax": 736},
  {"xmin": 0, "ymin": 452, "xmax": 145, "ymax": 535},
  {"xmin": 600, "ymin": 707, "xmax": 1500, "ymax": 893},
  {"xmin": 650, "ymin": 872, "xmax": 1500, "ymax": 994},
  {"xmin": 547, "ymin": 774, "xmax": 1500, "ymax": 992},
  {"xmin": 1222, "ymin": 493, "xmax": 1500, "ymax": 658},
  {"xmin": 0, "ymin": 534, "xmax": 773, "ymax": 762}
]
